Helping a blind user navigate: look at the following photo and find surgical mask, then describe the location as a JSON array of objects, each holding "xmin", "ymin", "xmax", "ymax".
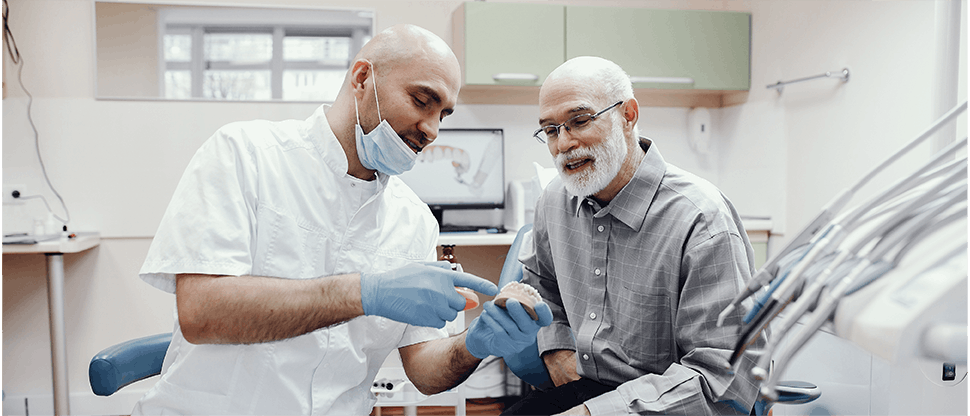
[{"xmin": 354, "ymin": 66, "xmax": 417, "ymax": 175}]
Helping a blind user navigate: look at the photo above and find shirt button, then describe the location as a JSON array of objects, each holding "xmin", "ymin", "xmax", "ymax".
[
  {"xmin": 594, "ymin": 268, "xmax": 601, "ymax": 276},
  {"xmin": 589, "ymin": 312, "xmax": 596, "ymax": 320},
  {"xmin": 597, "ymin": 225, "xmax": 605, "ymax": 232},
  {"xmin": 583, "ymin": 354, "xmax": 590, "ymax": 360}
]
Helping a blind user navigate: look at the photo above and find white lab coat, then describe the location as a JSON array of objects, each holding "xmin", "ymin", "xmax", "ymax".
[{"xmin": 135, "ymin": 105, "xmax": 443, "ymax": 415}]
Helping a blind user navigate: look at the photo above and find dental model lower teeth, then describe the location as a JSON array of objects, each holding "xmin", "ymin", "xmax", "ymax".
[
  {"xmin": 493, "ymin": 281, "xmax": 542, "ymax": 320},
  {"xmin": 455, "ymin": 286, "xmax": 480, "ymax": 311}
]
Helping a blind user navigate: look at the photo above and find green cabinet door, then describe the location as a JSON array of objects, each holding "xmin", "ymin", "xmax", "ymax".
[
  {"xmin": 459, "ymin": 2, "xmax": 565, "ymax": 86},
  {"xmin": 565, "ymin": 7, "xmax": 750, "ymax": 90}
]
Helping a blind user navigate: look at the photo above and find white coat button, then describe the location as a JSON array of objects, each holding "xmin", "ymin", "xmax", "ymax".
[
  {"xmin": 594, "ymin": 268, "xmax": 601, "ymax": 276},
  {"xmin": 597, "ymin": 225, "xmax": 604, "ymax": 232},
  {"xmin": 583, "ymin": 354, "xmax": 590, "ymax": 360},
  {"xmin": 590, "ymin": 312, "xmax": 597, "ymax": 319}
]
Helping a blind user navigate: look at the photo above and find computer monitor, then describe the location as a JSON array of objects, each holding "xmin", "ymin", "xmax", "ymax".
[{"xmin": 397, "ymin": 128, "xmax": 505, "ymax": 230}]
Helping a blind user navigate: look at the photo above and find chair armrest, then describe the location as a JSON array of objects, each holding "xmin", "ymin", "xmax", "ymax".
[{"xmin": 89, "ymin": 333, "xmax": 172, "ymax": 396}]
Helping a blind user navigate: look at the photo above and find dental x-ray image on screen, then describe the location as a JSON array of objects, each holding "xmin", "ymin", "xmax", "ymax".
[{"xmin": 397, "ymin": 129, "xmax": 505, "ymax": 210}]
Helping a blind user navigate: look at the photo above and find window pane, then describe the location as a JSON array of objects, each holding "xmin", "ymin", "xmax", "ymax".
[
  {"xmin": 283, "ymin": 70, "xmax": 344, "ymax": 101},
  {"xmin": 164, "ymin": 34, "xmax": 192, "ymax": 62},
  {"xmin": 283, "ymin": 36, "xmax": 350, "ymax": 64},
  {"xmin": 165, "ymin": 70, "xmax": 191, "ymax": 99},
  {"xmin": 205, "ymin": 33, "xmax": 272, "ymax": 63},
  {"xmin": 204, "ymin": 70, "xmax": 271, "ymax": 100}
]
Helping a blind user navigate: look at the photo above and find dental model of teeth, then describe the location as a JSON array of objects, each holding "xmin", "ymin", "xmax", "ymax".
[
  {"xmin": 493, "ymin": 281, "xmax": 543, "ymax": 320},
  {"xmin": 455, "ymin": 286, "xmax": 480, "ymax": 311}
]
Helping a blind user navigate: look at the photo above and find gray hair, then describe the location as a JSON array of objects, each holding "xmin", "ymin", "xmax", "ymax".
[
  {"xmin": 545, "ymin": 57, "xmax": 639, "ymax": 138},
  {"xmin": 546, "ymin": 56, "xmax": 635, "ymax": 105}
]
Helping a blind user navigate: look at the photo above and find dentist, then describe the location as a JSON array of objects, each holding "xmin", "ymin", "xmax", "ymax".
[{"xmin": 133, "ymin": 24, "xmax": 549, "ymax": 415}]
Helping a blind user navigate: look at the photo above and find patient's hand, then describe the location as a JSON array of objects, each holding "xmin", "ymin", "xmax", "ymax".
[{"xmin": 542, "ymin": 349, "xmax": 580, "ymax": 387}]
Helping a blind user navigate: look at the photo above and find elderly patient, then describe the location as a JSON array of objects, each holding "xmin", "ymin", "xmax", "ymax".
[{"xmin": 504, "ymin": 56, "xmax": 767, "ymax": 416}]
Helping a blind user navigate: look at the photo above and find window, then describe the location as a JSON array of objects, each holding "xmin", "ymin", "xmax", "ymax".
[{"xmin": 157, "ymin": 6, "xmax": 372, "ymax": 101}]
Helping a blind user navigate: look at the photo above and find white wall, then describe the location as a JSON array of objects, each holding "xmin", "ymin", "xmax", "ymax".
[{"xmin": 2, "ymin": 0, "xmax": 965, "ymax": 414}]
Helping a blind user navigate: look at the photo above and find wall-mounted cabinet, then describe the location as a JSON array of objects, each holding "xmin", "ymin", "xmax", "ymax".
[
  {"xmin": 453, "ymin": 2, "xmax": 564, "ymax": 87},
  {"xmin": 452, "ymin": 2, "xmax": 751, "ymax": 108},
  {"xmin": 566, "ymin": 6, "xmax": 750, "ymax": 91}
]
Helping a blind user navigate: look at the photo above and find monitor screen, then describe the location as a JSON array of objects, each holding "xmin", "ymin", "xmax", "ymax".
[{"xmin": 397, "ymin": 128, "xmax": 505, "ymax": 209}]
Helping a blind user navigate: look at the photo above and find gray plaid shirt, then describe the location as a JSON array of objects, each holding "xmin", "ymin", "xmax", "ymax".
[{"xmin": 521, "ymin": 138, "xmax": 766, "ymax": 415}]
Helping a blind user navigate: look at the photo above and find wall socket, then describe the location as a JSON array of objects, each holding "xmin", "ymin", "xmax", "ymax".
[{"xmin": 3, "ymin": 184, "xmax": 26, "ymax": 204}]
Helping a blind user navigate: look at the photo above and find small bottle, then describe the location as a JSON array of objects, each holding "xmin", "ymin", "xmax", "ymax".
[
  {"xmin": 439, "ymin": 245, "xmax": 457, "ymax": 264},
  {"xmin": 440, "ymin": 244, "xmax": 478, "ymax": 310},
  {"xmin": 439, "ymin": 245, "xmax": 462, "ymax": 272}
]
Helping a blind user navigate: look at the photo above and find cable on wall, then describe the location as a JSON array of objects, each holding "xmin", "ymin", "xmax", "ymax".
[{"xmin": 3, "ymin": 0, "xmax": 71, "ymax": 228}]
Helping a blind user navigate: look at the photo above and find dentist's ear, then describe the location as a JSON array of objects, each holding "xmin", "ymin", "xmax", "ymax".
[{"xmin": 350, "ymin": 59, "xmax": 373, "ymax": 96}]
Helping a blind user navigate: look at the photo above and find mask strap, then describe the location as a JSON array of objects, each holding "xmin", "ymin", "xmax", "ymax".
[
  {"xmin": 371, "ymin": 64, "xmax": 382, "ymax": 121},
  {"xmin": 354, "ymin": 95, "xmax": 360, "ymax": 125}
]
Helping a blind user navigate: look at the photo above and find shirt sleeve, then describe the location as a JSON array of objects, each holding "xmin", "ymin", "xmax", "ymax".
[
  {"xmin": 584, "ymin": 231, "xmax": 765, "ymax": 416},
  {"xmin": 140, "ymin": 126, "xmax": 258, "ymax": 293}
]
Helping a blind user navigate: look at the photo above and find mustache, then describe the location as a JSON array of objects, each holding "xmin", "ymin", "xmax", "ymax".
[{"xmin": 556, "ymin": 147, "xmax": 595, "ymax": 168}]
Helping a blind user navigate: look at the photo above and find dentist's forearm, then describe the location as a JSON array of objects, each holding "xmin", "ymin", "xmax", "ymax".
[
  {"xmin": 175, "ymin": 273, "xmax": 364, "ymax": 344},
  {"xmin": 399, "ymin": 331, "xmax": 482, "ymax": 395}
]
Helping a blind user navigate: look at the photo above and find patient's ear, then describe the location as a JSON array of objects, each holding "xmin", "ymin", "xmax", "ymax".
[{"xmin": 622, "ymin": 98, "xmax": 639, "ymax": 130}]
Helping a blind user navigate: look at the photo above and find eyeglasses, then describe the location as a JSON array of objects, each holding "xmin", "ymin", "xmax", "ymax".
[{"xmin": 533, "ymin": 101, "xmax": 623, "ymax": 144}]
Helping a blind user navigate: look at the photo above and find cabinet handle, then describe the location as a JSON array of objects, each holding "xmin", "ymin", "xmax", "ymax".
[
  {"xmin": 630, "ymin": 76, "xmax": 695, "ymax": 85},
  {"xmin": 492, "ymin": 73, "xmax": 540, "ymax": 82}
]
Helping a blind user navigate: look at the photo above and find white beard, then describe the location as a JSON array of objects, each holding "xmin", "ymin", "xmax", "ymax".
[{"xmin": 555, "ymin": 122, "xmax": 628, "ymax": 198}]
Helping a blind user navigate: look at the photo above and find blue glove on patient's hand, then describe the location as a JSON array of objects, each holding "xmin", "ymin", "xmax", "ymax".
[
  {"xmin": 360, "ymin": 262, "xmax": 498, "ymax": 328},
  {"xmin": 465, "ymin": 299, "xmax": 553, "ymax": 359}
]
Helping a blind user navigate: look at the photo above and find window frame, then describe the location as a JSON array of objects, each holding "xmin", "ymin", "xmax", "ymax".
[{"xmin": 156, "ymin": 5, "xmax": 372, "ymax": 101}]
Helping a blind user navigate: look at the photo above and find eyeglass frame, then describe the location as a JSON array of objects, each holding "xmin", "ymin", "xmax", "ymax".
[{"xmin": 533, "ymin": 100, "xmax": 624, "ymax": 144}]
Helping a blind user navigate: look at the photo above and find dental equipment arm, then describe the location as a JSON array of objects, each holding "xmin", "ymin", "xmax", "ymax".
[
  {"xmin": 753, "ymin": 179, "xmax": 968, "ymax": 377},
  {"xmin": 758, "ymin": 174, "xmax": 967, "ymax": 397},
  {"xmin": 717, "ymin": 102, "xmax": 968, "ymax": 328}
]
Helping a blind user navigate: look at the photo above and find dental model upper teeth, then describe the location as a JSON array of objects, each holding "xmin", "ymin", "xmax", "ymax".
[{"xmin": 493, "ymin": 281, "xmax": 542, "ymax": 320}]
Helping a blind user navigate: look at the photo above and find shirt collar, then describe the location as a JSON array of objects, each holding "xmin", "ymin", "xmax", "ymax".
[
  {"xmin": 306, "ymin": 104, "xmax": 389, "ymax": 188},
  {"xmin": 571, "ymin": 137, "xmax": 666, "ymax": 232}
]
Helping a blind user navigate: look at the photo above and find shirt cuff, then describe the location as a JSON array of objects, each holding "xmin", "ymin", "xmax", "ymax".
[
  {"xmin": 536, "ymin": 321, "xmax": 575, "ymax": 354},
  {"xmin": 583, "ymin": 390, "xmax": 628, "ymax": 416}
]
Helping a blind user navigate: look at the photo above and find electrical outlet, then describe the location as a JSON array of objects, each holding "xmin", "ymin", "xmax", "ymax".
[{"xmin": 2, "ymin": 184, "xmax": 26, "ymax": 204}]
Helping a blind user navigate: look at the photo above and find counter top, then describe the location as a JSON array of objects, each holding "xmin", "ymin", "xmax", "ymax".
[{"xmin": 3, "ymin": 232, "xmax": 101, "ymax": 254}]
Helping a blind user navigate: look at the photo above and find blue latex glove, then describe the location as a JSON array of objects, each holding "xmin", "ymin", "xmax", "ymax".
[
  {"xmin": 465, "ymin": 299, "xmax": 553, "ymax": 359},
  {"xmin": 360, "ymin": 262, "xmax": 498, "ymax": 328}
]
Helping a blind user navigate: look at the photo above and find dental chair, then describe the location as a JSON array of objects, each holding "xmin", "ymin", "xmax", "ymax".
[{"xmin": 495, "ymin": 224, "xmax": 820, "ymax": 416}]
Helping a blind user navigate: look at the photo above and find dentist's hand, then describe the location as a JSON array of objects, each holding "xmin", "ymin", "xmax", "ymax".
[
  {"xmin": 465, "ymin": 299, "xmax": 553, "ymax": 359},
  {"xmin": 360, "ymin": 262, "xmax": 498, "ymax": 328}
]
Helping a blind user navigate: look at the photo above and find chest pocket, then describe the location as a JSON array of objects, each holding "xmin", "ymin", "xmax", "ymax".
[
  {"xmin": 252, "ymin": 204, "xmax": 334, "ymax": 279},
  {"xmin": 616, "ymin": 281, "xmax": 674, "ymax": 371}
]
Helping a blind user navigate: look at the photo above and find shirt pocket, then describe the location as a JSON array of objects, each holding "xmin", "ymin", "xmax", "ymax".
[
  {"xmin": 616, "ymin": 283, "xmax": 673, "ymax": 370},
  {"xmin": 252, "ymin": 204, "xmax": 332, "ymax": 279}
]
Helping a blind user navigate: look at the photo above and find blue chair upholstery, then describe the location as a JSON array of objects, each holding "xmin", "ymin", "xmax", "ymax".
[{"xmin": 89, "ymin": 333, "xmax": 172, "ymax": 396}]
